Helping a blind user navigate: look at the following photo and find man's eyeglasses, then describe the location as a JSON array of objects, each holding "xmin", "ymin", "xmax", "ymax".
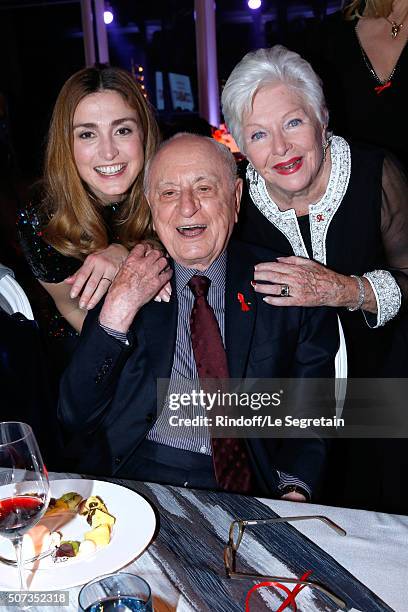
[{"xmin": 224, "ymin": 515, "xmax": 347, "ymax": 610}]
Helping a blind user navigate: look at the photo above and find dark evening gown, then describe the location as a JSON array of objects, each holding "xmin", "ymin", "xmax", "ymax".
[
  {"xmin": 17, "ymin": 199, "xmax": 125, "ymax": 470},
  {"xmin": 234, "ymin": 137, "xmax": 408, "ymax": 514},
  {"xmin": 17, "ymin": 199, "xmax": 122, "ymax": 383},
  {"xmin": 302, "ymin": 12, "xmax": 408, "ymax": 173}
]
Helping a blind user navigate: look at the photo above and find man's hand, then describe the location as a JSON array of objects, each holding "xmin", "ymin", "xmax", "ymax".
[
  {"xmin": 99, "ymin": 243, "xmax": 173, "ymax": 332},
  {"xmin": 280, "ymin": 491, "xmax": 307, "ymax": 502}
]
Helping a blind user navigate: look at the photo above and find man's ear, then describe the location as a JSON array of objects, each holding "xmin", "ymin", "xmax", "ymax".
[{"xmin": 234, "ymin": 177, "xmax": 243, "ymax": 223}]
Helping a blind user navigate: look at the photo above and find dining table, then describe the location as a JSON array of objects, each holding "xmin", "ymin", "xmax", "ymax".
[{"xmin": 0, "ymin": 470, "xmax": 407, "ymax": 612}]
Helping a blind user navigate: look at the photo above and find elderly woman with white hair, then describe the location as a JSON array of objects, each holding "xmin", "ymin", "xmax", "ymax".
[{"xmin": 222, "ymin": 45, "xmax": 408, "ymax": 514}]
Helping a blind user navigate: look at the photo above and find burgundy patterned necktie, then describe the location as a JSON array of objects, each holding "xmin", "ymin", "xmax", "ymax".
[{"xmin": 188, "ymin": 274, "xmax": 253, "ymax": 493}]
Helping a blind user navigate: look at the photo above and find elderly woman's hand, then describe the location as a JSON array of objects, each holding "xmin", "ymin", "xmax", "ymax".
[
  {"xmin": 253, "ymin": 256, "xmax": 374, "ymax": 310},
  {"xmin": 64, "ymin": 243, "xmax": 129, "ymax": 310},
  {"xmin": 154, "ymin": 281, "xmax": 172, "ymax": 303}
]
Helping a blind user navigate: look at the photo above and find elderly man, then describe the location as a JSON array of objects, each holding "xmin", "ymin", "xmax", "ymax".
[{"xmin": 59, "ymin": 134, "xmax": 338, "ymax": 501}]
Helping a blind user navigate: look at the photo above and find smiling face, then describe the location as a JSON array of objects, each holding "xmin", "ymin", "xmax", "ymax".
[
  {"xmin": 147, "ymin": 136, "xmax": 242, "ymax": 270},
  {"xmin": 242, "ymin": 83, "xmax": 328, "ymax": 205},
  {"xmin": 72, "ymin": 90, "xmax": 144, "ymax": 204}
]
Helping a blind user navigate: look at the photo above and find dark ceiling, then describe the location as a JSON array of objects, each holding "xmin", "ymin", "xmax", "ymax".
[{"xmin": 0, "ymin": 0, "xmax": 342, "ymax": 174}]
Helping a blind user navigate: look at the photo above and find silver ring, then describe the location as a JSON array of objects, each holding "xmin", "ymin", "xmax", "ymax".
[{"xmin": 280, "ymin": 284, "xmax": 290, "ymax": 297}]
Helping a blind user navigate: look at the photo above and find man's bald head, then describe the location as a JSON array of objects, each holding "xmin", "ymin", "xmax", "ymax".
[
  {"xmin": 144, "ymin": 133, "xmax": 238, "ymax": 196},
  {"xmin": 144, "ymin": 133, "xmax": 242, "ymax": 270}
]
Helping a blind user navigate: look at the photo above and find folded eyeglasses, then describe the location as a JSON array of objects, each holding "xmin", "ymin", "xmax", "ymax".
[{"xmin": 224, "ymin": 515, "xmax": 347, "ymax": 610}]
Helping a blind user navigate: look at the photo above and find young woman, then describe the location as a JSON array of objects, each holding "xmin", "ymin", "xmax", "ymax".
[{"xmin": 19, "ymin": 65, "xmax": 159, "ymax": 336}]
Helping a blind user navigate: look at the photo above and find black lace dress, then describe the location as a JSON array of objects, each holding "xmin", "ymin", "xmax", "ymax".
[{"xmin": 234, "ymin": 137, "xmax": 408, "ymax": 514}]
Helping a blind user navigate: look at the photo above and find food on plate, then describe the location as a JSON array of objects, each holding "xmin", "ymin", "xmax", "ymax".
[
  {"xmin": 78, "ymin": 539, "xmax": 97, "ymax": 556},
  {"xmin": 59, "ymin": 492, "xmax": 83, "ymax": 511},
  {"xmin": 46, "ymin": 491, "xmax": 83, "ymax": 515},
  {"xmin": 55, "ymin": 540, "xmax": 80, "ymax": 558},
  {"xmin": 85, "ymin": 524, "xmax": 111, "ymax": 547},
  {"xmin": 87, "ymin": 506, "xmax": 116, "ymax": 529},
  {"xmin": 78, "ymin": 495, "xmax": 108, "ymax": 515},
  {"xmin": 23, "ymin": 491, "xmax": 115, "ymax": 564}
]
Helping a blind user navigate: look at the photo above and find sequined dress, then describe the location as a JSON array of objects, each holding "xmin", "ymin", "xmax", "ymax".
[{"xmin": 17, "ymin": 199, "xmax": 121, "ymax": 338}]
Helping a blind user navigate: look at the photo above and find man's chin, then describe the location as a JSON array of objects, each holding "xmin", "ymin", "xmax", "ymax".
[{"xmin": 172, "ymin": 251, "xmax": 216, "ymax": 271}]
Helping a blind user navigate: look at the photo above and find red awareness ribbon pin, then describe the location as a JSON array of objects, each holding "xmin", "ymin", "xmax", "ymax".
[
  {"xmin": 245, "ymin": 570, "xmax": 313, "ymax": 612},
  {"xmin": 237, "ymin": 292, "xmax": 251, "ymax": 312},
  {"xmin": 374, "ymin": 81, "xmax": 392, "ymax": 94}
]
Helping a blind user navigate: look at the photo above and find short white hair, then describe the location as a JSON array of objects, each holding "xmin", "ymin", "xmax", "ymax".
[
  {"xmin": 221, "ymin": 45, "xmax": 329, "ymax": 151},
  {"xmin": 143, "ymin": 133, "xmax": 238, "ymax": 196}
]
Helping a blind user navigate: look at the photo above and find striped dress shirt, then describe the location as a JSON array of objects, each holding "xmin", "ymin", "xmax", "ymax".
[{"xmin": 147, "ymin": 252, "xmax": 227, "ymax": 453}]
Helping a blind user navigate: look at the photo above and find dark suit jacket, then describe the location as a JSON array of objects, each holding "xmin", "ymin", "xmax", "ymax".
[
  {"xmin": 0, "ymin": 308, "xmax": 57, "ymax": 466},
  {"xmin": 58, "ymin": 241, "xmax": 339, "ymax": 497}
]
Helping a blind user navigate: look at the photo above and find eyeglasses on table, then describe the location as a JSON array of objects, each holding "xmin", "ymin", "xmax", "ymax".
[{"xmin": 224, "ymin": 515, "xmax": 347, "ymax": 610}]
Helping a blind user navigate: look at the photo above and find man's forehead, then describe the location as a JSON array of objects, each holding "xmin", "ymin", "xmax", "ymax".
[
  {"xmin": 154, "ymin": 172, "xmax": 219, "ymax": 187},
  {"xmin": 150, "ymin": 157, "xmax": 224, "ymax": 188},
  {"xmin": 152, "ymin": 139, "xmax": 220, "ymax": 169}
]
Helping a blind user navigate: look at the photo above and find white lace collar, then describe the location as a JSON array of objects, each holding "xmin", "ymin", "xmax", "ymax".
[{"xmin": 246, "ymin": 135, "xmax": 351, "ymax": 264}]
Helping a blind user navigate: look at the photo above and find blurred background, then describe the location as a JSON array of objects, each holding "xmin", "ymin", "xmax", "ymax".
[{"xmin": 0, "ymin": 0, "xmax": 343, "ymax": 179}]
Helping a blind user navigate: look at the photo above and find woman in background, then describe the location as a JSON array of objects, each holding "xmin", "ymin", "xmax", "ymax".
[{"xmin": 307, "ymin": 0, "xmax": 408, "ymax": 171}]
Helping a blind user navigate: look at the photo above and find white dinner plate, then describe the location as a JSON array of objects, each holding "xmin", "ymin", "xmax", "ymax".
[{"xmin": 0, "ymin": 478, "xmax": 157, "ymax": 590}]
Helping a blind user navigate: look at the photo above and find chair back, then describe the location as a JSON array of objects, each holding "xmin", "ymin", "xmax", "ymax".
[
  {"xmin": 0, "ymin": 270, "xmax": 34, "ymax": 320},
  {"xmin": 335, "ymin": 316, "xmax": 348, "ymax": 419}
]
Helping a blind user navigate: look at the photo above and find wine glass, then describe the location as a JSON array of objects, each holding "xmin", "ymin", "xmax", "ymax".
[
  {"xmin": 78, "ymin": 573, "xmax": 153, "ymax": 611},
  {"xmin": 0, "ymin": 421, "xmax": 50, "ymax": 591}
]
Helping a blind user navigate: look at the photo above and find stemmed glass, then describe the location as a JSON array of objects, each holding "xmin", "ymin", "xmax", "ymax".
[{"xmin": 0, "ymin": 421, "xmax": 50, "ymax": 591}]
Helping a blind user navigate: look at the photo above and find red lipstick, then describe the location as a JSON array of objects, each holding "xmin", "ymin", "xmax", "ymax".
[{"xmin": 273, "ymin": 157, "xmax": 303, "ymax": 175}]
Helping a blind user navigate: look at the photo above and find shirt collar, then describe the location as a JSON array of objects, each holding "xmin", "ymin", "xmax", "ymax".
[{"xmin": 174, "ymin": 250, "xmax": 227, "ymax": 295}]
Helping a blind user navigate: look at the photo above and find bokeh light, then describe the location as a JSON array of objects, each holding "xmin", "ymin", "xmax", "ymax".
[{"xmin": 103, "ymin": 10, "xmax": 114, "ymax": 25}]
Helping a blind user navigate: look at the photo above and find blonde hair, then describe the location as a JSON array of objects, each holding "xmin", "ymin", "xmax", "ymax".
[
  {"xmin": 343, "ymin": 0, "xmax": 394, "ymax": 20},
  {"xmin": 42, "ymin": 66, "xmax": 159, "ymax": 259}
]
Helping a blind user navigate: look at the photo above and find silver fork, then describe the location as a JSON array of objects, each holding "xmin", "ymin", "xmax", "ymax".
[{"xmin": 0, "ymin": 547, "xmax": 56, "ymax": 567}]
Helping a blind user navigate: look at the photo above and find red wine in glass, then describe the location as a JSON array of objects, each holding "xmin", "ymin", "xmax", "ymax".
[
  {"xmin": 0, "ymin": 495, "xmax": 47, "ymax": 538},
  {"xmin": 0, "ymin": 421, "xmax": 50, "ymax": 592}
]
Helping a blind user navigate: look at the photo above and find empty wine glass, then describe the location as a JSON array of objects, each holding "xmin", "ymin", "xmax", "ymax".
[{"xmin": 0, "ymin": 421, "xmax": 50, "ymax": 591}]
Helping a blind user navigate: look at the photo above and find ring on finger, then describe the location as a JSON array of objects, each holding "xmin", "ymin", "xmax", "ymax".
[
  {"xmin": 100, "ymin": 277, "xmax": 112, "ymax": 284},
  {"xmin": 280, "ymin": 284, "xmax": 290, "ymax": 297}
]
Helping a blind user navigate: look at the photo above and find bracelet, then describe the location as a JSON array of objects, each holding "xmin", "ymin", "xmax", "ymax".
[{"xmin": 347, "ymin": 275, "xmax": 365, "ymax": 311}]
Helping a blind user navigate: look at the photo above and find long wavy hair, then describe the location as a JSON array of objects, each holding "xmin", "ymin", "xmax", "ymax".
[
  {"xmin": 42, "ymin": 65, "xmax": 159, "ymax": 259},
  {"xmin": 343, "ymin": 0, "xmax": 394, "ymax": 19}
]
